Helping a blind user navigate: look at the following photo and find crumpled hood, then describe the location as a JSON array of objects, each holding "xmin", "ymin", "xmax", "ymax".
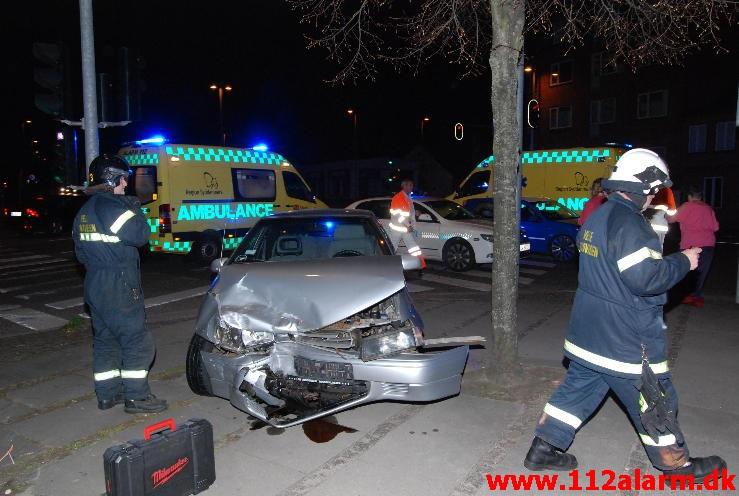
[{"xmin": 212, "ymin": 256, "xmax": 406, "ymax": 334}]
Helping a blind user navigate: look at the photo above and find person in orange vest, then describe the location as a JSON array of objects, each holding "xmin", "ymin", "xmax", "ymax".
[
  {"xmin": 388, "ymin": 179, "xmax": 427, "ymax": 269},
  {"xmin": 647, "ymin": 186, "xmax": 676, "ymax": 248}
]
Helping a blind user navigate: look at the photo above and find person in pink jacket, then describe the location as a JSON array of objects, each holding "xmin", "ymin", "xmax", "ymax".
[
  {"xmin": 668, "ymin": 186, "xmax": 720, "ymax": 307},
  {"xmin": 578, "ymin": 177, "xmax": 606, "ymax": 226}
]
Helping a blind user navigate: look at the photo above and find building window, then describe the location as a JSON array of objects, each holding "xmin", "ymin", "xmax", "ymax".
[
  {"xmin": 703, "ymin": 177, "xmax": 723, "ymax": 209},
  {"xmin": 549, "ymin": 106, "xmax": 573, "ymax": 129},
  {"xmin": 715, "ymin": 121, "xmax": 736, "ymax": 151},
  {"xmin": 550, "ymin": 60, "xmax": 574, "ymax": 86},
  {"xmin": 637, "ymin": 90, "xmax": 668, "ymax": 119},
  {"xmin": 590, "ymin": 98, "xmax": 616, "ymax": 124},
  {"xmin": 688, "ymin": 124, "xmax": 707, "ymax": 153},
  {"xmin": 591, "ymin": 52, "xmax": 619, "ymax": 77}
]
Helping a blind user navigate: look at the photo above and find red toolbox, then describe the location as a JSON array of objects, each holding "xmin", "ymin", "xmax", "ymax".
[{"xmin": 103, "ymin": 418, "xmax": 216, "ymax": 495}]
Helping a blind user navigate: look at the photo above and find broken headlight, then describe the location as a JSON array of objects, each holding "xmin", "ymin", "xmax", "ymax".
[
  {"xmin": 360, "ymin": 325, "xmax": 419, "ymax": 361},
  {"xmin": 214, "ymin": 319, "xmax": 273, "ymax": 354}
]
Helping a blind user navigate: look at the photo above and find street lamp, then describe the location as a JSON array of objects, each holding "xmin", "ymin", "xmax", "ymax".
[
  {"xmin": 347, "ymin": 108, "xmax": 358, "ymax": 155},
  {"xmin": 210, "ymin": 83, "xmax": 233, "ymax": 146},
  {"xmin": 421, "ymin": 116, "xmax": 431, "ymax": 141}
]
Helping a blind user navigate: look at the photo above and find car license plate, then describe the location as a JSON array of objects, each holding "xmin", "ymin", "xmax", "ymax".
[
  {"xmin": 520, "ymin": 243, "xmax": 530, "ymax": 252},
  {"xmin": 10, "ymin": 211, "xmax": 21, "ymax": 217}
]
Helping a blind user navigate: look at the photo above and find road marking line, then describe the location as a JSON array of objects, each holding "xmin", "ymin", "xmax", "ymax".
[
  {"xmin": 0, "ymin": 276, "xmax": 82, "ymax": 294},
  {"xmin": 0, "ymin": 255, "xmax": 51, "ymax": 264},
  {"xmin": 0, "ymin": 307, "xmax": 68, "ymax": 331},
  {"xmin": 407, "ymin": 283, "xmax": 433, "ymax": 293},
  {"xmin": 0, "ymin": 258, "xmax": 68, "ymax": 271},
  {"xmin": 520, "ymin": 259, "xmax": 557, "ymax": 268},
  {"xmin": 0, "ymin": 266, "xmax": 77, "ymax": 283},
  {"xmin": 520, "ymin": 268, "xmax": 547, "ymax": 276},
  {"xmin": 17, "ymin": 285, "xmax": 83, "ymax": 300},
  {"xmin": 420, "ymin": 274, "xmax": 491, "ymax": 292},
  {"xmin": 50, "ymin": 286, "xmax": 210, "ymax": 311},
  {"xmin": 144, "ymin": 286, "xmax": 209, "ymax": 308},
  {"xmin": 46, "ymin": 296, "xmax": 84, "ymax": 310}
]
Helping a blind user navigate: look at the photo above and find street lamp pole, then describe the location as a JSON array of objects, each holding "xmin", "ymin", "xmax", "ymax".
[
  {"xmin": 421, "ymin": 116, "xmax": 430, "ymax": 141},
  {"xmin": 347, "ymin": 109, "xmax": 358, "ymax": 156},
  {"xmin": 210, "ymin": 84, "xmax": 232, "ymax": 146}
]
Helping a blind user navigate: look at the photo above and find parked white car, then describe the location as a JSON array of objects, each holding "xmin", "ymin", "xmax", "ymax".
[{"xmin": 347, "ymin": 197, "xmax": 530, "ymax": 271}]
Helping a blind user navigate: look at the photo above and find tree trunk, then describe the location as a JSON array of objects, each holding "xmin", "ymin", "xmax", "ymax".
[{"xmin": 487, "ymin": 0, "xmax": 525, "ymax": 376}]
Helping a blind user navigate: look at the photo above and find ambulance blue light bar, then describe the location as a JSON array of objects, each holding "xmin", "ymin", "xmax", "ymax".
[
  {"xmin": 252, "ymin": 143, "xmax": 269, "ymax": 151},
  {"xmin": 136, "ymin": 135, "xmax": 167, "ymax": 145}
]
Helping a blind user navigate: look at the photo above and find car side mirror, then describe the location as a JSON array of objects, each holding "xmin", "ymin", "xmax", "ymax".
[
  {"xmin": 400, "ymin": 254, "xmax": 422, "ymax": 271},
  {"xmin": 418, "ymin": 213, "xmax": 433, "ymax": 222},
  {"xmin": 210, "ymin": 257, "xmax": 228, "ymax": 273}
]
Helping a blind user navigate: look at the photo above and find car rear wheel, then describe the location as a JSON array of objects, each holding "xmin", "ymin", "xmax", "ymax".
[
  {"xmin": 443, "ymin": 239, "xmax": 475, "ymax": 272},
  {"xmin": 186, "ymin": 334, "xmax": 214, "ymax": 396},
  {"xmin": 550, "ymin": 234, "xmax": 577, "ymax": 262}
]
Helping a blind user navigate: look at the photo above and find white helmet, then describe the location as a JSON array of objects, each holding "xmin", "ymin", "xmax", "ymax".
[{"xmin": 602, "ymin": 148, "xmax": 672, "ymax": 195}]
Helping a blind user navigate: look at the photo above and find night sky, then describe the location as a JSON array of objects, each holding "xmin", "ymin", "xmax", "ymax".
[{"xmin": 6, "ymin": 0, "xmax": 494, "ymax": 187}]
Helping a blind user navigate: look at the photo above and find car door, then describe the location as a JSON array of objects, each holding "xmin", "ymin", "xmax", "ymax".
[
  {"xmin": 413, "ymin": 202, "xmax": 441, "ymax": 259},
  {"xmin": 520, "ymin": 202, "xmax": 548, "ymax": 254}
]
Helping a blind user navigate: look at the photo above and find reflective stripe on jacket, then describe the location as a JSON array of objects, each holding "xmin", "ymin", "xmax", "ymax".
[
  {"xmin": 564, "ymin": 194, "xmax": 690, "ymax": 378},
  {"xmin": 72, "ymin": 193, "xmax": 149, "ymax": 270},
  {"xmin": 389, "ymin": 191, "xmax": 414, "ymax": 233}
]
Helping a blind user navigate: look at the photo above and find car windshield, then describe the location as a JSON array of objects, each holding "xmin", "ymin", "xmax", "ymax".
[
  {"xmin": 423, "ymin": 200, "xmax": 477, "ymax": 221},
  {"xmin": 531, "ymin": 200, "xmax": 580, "ymax": 221},
  {"xmin": 230, "ymin": 217, "xmax": 392, "ymax": 263}
]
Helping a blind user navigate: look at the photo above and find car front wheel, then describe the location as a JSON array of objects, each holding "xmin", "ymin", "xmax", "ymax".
[
  {"xmin": 443, "ymin": 239, "xmax": 475, "ymax": 272},
  {"xmin": 186, "ymin": 334, "xmax": 214, "ymax": 396},
  {"xmin": 550, "ymin": 234, "xmax": 577, "ymax": 262}
]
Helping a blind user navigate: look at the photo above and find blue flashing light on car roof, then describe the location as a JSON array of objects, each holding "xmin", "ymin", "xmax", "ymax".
[
  {"xmin": 136, "ymin": 135, "xmax": 167, "ymax": 145},
  {"xmin": 252, "ymin": 143, "xmax": 269, "ymax": 152},
  {"xmin": 324, "ymin": 221, "xmax": 335, "ymax": 230}
]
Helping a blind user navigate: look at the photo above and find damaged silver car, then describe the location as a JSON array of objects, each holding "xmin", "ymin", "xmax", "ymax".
[{"xmin": 186, "ymin": 209, "xmax": 470, "ymax": 427}]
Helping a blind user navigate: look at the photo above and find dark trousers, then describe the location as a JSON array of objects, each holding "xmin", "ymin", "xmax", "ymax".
[
  {"xmin": 535, "ymin": 360, "xmax": 689, "ymax": 471},
  {"xmin": 690, "ymin": 246, "xmax": 714, "ymax": 297},
  {"xmin": 86, "ymin": 270, "xmax": 155, "ymax": 401}
]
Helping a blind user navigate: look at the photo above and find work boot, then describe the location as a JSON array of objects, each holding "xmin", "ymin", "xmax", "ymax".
[
  {"xmin": 663, "ymin": 456, "xmax": 726, "ymax": 487},
  {"xmin": 124, "ymin": 394, "xmax": 168, "ymax": 414},
  {"xmin": 98, "ymin": 391, "xmax": 124, "ymax": 410},
  {"xmin": 691, "ymin": 296, "xmax": 705, "ymax": 308},
  {"xmin": 524, "ymin": 437, "xmax": 578, "ymax": 471}
]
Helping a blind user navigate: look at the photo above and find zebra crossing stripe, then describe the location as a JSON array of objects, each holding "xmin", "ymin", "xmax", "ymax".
[
  {"xmin": 46, "ymin": 297, "xmax": 84, "ymax": 310},
  {"xmin": 0, "ymin": 307, "xmax": 68, "ymax": 331},
  {"xmin": 0, "ymin": 265, "xmax": 78, "ymax": 283},
  {"xmin": 0, "ymin": 276, "xmax": 82, "ymax": 294},
  {"xmin": 407, "ymin": 283, "xmax": 433, "ymax": 293},
  {"xmin": 47, "ymin": 286, "xmax": 210, "ymax": 311},
  {"xmin": 0, "ymin": 258, "xmax": 69, "ymax": 271},
  {"xmin": 0, "ymin": 255, "xmax": 51, "ymax": 263},
  {"xmin": 420, "ymin": 274, "xmax": 491, "ymax": 292},
  {"xmin": 520, "ymin": 259, "xmax": 557, "ymax": 268},
  {"xmin": 519, "ymin": 267, "xmax": 547, "ymax": 276}
]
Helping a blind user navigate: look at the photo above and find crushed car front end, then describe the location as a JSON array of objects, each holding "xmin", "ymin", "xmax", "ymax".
[{"xmin": 187, "ymin": 256, "xmax": 468, "ymax": 428}]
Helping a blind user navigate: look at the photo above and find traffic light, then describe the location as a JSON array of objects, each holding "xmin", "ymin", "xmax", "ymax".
[
  {"xmin": 33, "ymin": 42, "xmax": 66, "ymax": 117},
  {"xmin": 527, "ymin": 99, "xmax": 540, "ymax": 128}
]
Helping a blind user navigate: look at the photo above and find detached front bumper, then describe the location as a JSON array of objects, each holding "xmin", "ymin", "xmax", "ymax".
[{"xmin": 200, "ymin": 342, "xmax": 469, "ymax": 428}]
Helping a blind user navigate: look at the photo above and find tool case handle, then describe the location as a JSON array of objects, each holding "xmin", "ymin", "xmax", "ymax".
[{"xmin": 144, "ymin": 418, "xmax": 176, "ymax": 440}]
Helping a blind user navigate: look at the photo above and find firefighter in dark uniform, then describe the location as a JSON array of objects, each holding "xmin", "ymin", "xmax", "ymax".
[
  {"xmin": 73, "ymin": 155, "xmax": 167, "ymax": 414},
  {"xmin": 523, "ymin": 149, "xmax": 725, "ymax": 481}
]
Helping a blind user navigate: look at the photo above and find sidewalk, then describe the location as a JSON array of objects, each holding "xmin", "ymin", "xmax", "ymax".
[{"xmin": 1, "ymin": 248, "xmax": 737, "ymax": 495}]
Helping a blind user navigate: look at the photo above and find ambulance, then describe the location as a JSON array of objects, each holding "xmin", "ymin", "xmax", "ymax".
[
  {"xmin": 118, "ymin": 139, "xmax": 327, "ymax": 262},
  {"xmin": 449, "ymin": 146, "xmax": 626, "ymax": 216}
]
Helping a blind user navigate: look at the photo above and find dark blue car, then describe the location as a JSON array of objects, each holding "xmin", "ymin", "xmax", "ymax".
[{"xmin": 520, "ymin": 198, "xmax": 580, "ymax": 262}]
